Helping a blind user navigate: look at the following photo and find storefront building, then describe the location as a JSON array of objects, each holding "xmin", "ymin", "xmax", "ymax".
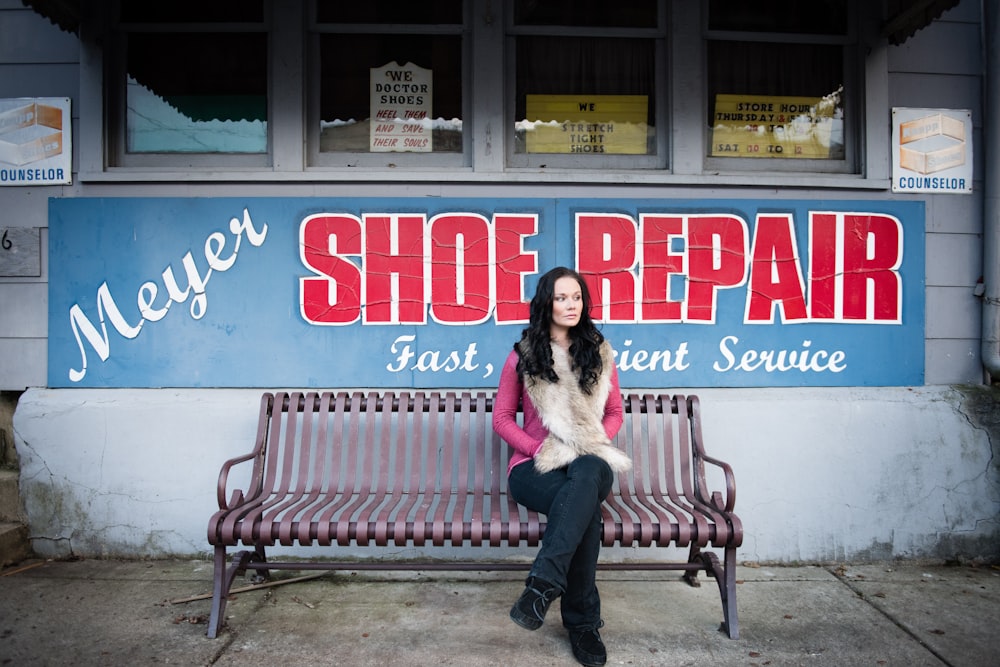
[{"xmin": 1, "ymin": 0, "xmax": 997, "ymax": 564}]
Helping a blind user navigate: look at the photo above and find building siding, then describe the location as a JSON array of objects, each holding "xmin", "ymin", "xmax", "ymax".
[{"xmin": 1, "ymin": 0, "xmax": 996, "ymax": 562}]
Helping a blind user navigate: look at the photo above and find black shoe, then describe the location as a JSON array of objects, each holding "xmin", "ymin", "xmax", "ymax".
[
  {"xmin": 509, "ymin": 576, "xmax": 560, "ymax": 630},
  {"xmin": 569, "ymin": 628, "xmax": 607, "ymax": 666}
]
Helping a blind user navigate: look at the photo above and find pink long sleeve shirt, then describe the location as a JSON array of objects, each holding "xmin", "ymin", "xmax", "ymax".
[{"xmin": 492, "ymin": 348, "xmax": 624, "ymax": 475}]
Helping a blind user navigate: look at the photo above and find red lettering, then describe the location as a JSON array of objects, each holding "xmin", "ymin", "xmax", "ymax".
[
  {"xmin": 364, "ymin": 214, "xmax": 426, "ymax": 324},
  {"xmin": 429, "ymin": 214, "xmax": 492, "ymax": 324},
  {"xmin": 808, "ymin": 212, "xmax": 903, "ymax": 322},
  {"xmin": 296, "ymin": 208, "xmax": 905, "ymax": 329},
  {"xmin": 576, "ymin": 214, "xmax": 638, "ymax": 322},
  {"xmin": 686, "ymin": 215, "xmax": 748, "ymax": 323},
  {"xmin": 299, "ymin": 214, "xmax": 363, "ymax": 324},
  {"xmin": 808, "ymin": 213, "xmax": 839, "ymax": 319},
  {"xmin": 746, "ymin": 214, "xmax": 808, "ymax": 322},
  {"xmin": 842, "ymin": 214, "xmax": 902, "ymax": 322},
  {"xmin": 494, "ymin": 214, "xmax": 538, "ymax": 323},
  {"xmin": 639, "ymin": 215, "xmax": 684, "ymax": 322}
]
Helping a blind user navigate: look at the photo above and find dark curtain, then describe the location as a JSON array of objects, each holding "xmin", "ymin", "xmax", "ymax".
[
  {"xmin": 515, "ymin": 36, "xmax": 655, "ymax": 121},
  {"xmin": 706, "ymin": 41, "xmax": 844, "ymax": 126},
  {"xmin": 319, "ymin": 34, "xmax": 462, "ymax": 123}
]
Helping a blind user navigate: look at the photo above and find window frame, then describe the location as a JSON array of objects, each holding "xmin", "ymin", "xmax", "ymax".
[
  {"xmin": 77, "ymin": 0, "xmax": 886, "ymax": 187},
  {"xmin": 103, "ymin": 3, "xmax": 274, "ymax": 170},
  {"xmin": 701, "ymin": 1, "xmax": 861, "ymax": 175},
  {"xmin": 504, "ymin": 1, "xmax": 670, "ymax": 170},
  {"xmin": 305, "ymin": 3, "xmax": 472, "ymax": 170}
]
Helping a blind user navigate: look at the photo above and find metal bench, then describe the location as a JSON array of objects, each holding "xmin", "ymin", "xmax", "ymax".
[{"xmin": 206, "ymin": 391, "xmax": 743, "ymax": 639}]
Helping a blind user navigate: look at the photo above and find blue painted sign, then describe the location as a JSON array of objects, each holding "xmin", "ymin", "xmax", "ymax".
[{"xmin": 48, "ymin": 197, "xmax": 925, "ymax": 388}]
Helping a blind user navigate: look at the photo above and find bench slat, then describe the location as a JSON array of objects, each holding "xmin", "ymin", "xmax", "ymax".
[{"xmin": 636, "ymin": 393, "xmax": 694, "ymax": 546}]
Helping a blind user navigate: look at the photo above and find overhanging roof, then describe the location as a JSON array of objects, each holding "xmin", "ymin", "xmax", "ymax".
[
  {"xmin": 883, "ymin": 0, "xmax": 963, "ymax": 45},
  {"xmin": 21, "ymin": 0, "xmax": 78, "ymax": 34},
  {"xmin": 23, "ymin": 1, "xmax": 967, "ymax": 46}
]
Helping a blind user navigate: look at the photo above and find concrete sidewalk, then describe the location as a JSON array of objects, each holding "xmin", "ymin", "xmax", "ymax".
[{"xmin": 0, "ymin": 558, "xmax": 997, "ymax": 666}]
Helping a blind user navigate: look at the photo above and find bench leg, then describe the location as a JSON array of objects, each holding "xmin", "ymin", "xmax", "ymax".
[
  {"xmin": 683, "ymin": 544, "xmax": 703, "ymax": 587},
  {"xmin": 684, "ymin": 544, "xmax": 740, "ymax": 639},
  {"xmin": 250, "ymin": 543, "xmax": 269, "ymax": 583},
  {"xmin": 206, "ymin": 546, "xmax": 253, "ymax": 638},
  {"xmin": 719, "ymin": 545, "xmax": 739, "ymax": 639}
]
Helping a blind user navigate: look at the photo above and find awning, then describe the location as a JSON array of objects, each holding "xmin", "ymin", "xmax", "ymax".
[
  {"xmin": 21, "ymin": 0, "xmax": 78, "ymax": 34},
  {"xmin": 883, "ymin": 0, "xmax": 963, "ymax": 45},
  {"xmin": 24, "ymin": 0, "xmax": 967, "ymax": 46}
]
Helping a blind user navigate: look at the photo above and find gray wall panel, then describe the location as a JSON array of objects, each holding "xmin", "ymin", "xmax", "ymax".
[
  {"xmin": 925, "ymin": 338, "xmax": 984, "ymax": 384},
  {"xmin": 925, "ymin": 286, "xmax": 982, "ymax": 339},
  {"xmin": 0, "ymin": 283, "xmax": 46, "ymax": 337},
  {"xmin": 888, "ymin": 22, "xmax": 981, "ymax": 75},
  {"xmin": 926, "ymin": 189, "xmax": 982, "ymax": 234},
  {"xmin": 925, "ymin": 233, "xmax": 982, "ymax": 287},
  {"xmin": 0, "ymin": 337, "xmax": 45, "ymax": 390},
  {"xmin": 888, "ymin": 73, "xmax": 981, "ymax": 125},
  {"xmin": 0, "ymin": 192, "xmax": 54, "ymax": 229},
  {"xmin": 939, "ymin": 0, "xmax": 982, "ymax": 22},
  {"xmin": 0, "ymin": 63, "xmax": 80, "ymax": 99},
  {"xmin": 0, "ymin": 8, "xmax": 78, "ymax": 63}
]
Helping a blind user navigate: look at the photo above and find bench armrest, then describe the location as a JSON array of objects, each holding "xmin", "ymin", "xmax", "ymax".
[
  {"xmin": 215, "ymin": 393, "xmax": 274, "ymax": 510},
  {"xmin": 688, "ymin": 396, "xmax": 737, "ymax": 513},
  {"xmin": 694, "ymin": 452, "xmax": 737, "ymax": 512},
  {"xmin": 215, "ymin": 450, "xmax": 259, "ymax": 510}
]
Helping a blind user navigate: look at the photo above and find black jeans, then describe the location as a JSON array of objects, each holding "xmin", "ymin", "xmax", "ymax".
[{"xmin": 508, "ymin": 454, "xmax": 614, "ymax": 631}]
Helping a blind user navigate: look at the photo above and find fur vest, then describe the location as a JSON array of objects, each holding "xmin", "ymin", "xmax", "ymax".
[{"xmin": 520, "ymin": 339, "xmax": 632, "ymax": 474}]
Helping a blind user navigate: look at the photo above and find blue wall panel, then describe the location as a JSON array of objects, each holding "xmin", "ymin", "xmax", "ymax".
[{"xmin": 48, "ymin": 197, "xmax": 925, "ymax": 388}]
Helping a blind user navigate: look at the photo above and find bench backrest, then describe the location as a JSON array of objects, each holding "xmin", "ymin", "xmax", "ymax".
[{"xmin": 231, "ymin": 391, "xmax": 739, "ymax": 549}]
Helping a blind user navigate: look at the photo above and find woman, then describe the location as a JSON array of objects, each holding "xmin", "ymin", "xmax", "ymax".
[{"xmin": 492, "ymin": 267, "xmax": 630, "ymax": 667}]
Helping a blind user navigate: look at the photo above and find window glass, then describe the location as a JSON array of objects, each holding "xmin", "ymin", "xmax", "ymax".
[
  {"xmin": 120, "ymin": 1, "xmax": 264, "ymax": 23},
  {"xmin": 316, "ymin": 1, "xmax": 462, "ymax": 25},
  {"xmin": 513, "ymin": 0, "xmax": 657, "ymax": 27},
  {"xmin": 125, "ymin": 33, "xmax": 268, "ymax": 154},
  {"xmin": 706, "ymin": 2, "xmax": 849, "ymax": 163},
  {"xmin": 317, "ymin": 32, "xmax": 463, "ymax": 154},
  {"xmin": 708, "ymin": 0, "xmax": 846, "ymax": 34},
  {"xmin": 514, "ymin": 36, "xmax": 655, "ymax": 156}
]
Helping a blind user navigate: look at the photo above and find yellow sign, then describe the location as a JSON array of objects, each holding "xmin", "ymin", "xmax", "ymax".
[
  {"xmin": 525, "ymin": 95, "xmax": 648, "ymax": 154},
  {"xmin": 710, "ymin": 93, "xmax": 842, "ymax": 159}
]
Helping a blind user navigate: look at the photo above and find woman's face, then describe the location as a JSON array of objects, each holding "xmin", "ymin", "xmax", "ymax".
[{"xmin": 550, "ymin": 275, "xmax": 583, "ymax": 334}]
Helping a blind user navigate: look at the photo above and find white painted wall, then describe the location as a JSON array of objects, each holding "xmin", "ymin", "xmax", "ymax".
[{"xmin": 13, "ymin": 386, "xmax": 999, "ymax": 563}]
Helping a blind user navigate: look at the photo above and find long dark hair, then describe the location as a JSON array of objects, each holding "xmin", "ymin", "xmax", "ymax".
[{"xmin": 515, "ymin": 266, "xmax": 605, "ymax": 394}]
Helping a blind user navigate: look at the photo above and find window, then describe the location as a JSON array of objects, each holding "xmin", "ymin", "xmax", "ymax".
[
  {"xmin": 107, "ymin": 1, "xmax": 269, "ymax": 167},
  {"xmin": 93, "ymin": 0, "xmax": 867, "ymax": 180},
  {"xmin": 309, "ymin": 1, "xmax": 466, "ymax": 168},
  {"xmin": 508, "ymin": 0, "xmax": 665, "ymax": 169},
  {"xmin": 704, "ymin": 0, "xmax": 855, "ymax": 172}
]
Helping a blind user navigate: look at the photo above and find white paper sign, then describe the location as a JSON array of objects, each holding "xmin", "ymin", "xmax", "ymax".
[{"xmin": 370, "ymin": 62, "xmax": 432, "ymax": 153}]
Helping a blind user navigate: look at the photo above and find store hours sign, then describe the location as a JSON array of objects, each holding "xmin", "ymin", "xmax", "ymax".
[{"xmin": 48, "ymin": 197, "xmax": 925, "ymax": 388}]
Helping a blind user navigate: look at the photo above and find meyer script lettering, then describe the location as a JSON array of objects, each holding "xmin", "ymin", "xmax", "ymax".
[{"xmin": 66, "ymin": 208, "xmax": 268, "ymax": 382}]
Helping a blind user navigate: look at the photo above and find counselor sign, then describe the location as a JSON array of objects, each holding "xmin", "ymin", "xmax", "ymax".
[{"xmin": 48, "ymin": 197, "xmax": 925, "ymax": 388}]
